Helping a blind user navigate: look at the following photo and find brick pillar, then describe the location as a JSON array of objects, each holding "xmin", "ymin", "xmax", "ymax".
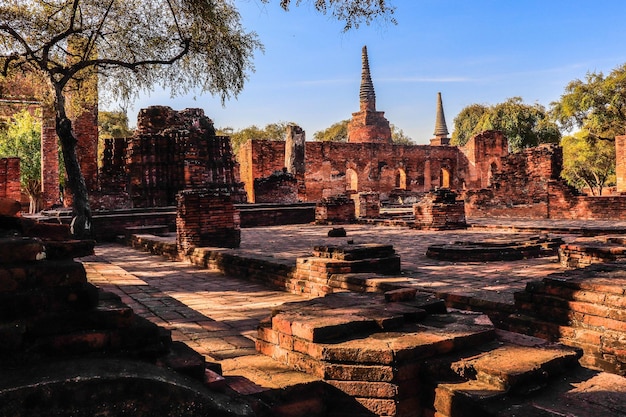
[
  {"xmin": 41, "ymin": 105, "xmax": 60, "ymax": 208},
  {"xmin": 176, "ymin": 190, "xmax": 241, "ymax": 254},
  {"xmin": 617, "ymin": 135, "xmax": 626, "ymax": 193},
  {"xmin": 285, "ymin": 125, "xmax": 306, "ymax": 200},
  {"xmin": 0, "ymin": 158, "xmax": 21, "ymax": 201},
  {"xmin": 315, "ymin": 195, "xmax": 355, "ymax": 224},
  {"xmin": 73, "ymin": 105, "xmax": 99, "ymax": 193},
  {"xmin": 413, "ymin": 189, "xmax": 466, "ymax": 230},
  {"xmin": 354, "ymin": 192, "xmax": 380, "ymax": 218}
]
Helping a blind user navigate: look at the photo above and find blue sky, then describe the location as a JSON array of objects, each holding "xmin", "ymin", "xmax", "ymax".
[{"xmin": 111, "ymin": 1, "xmax": 626, "ymax": 145}]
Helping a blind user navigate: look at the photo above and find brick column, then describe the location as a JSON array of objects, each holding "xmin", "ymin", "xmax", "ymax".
[
  {"xmin": 315, "ymin": 195, "xmax": 355, "ymax": 224},
  {"xmin": 41, "ymin": 105, "xmax": 60, "ymax": 208},
  {"xmin": 0, "ymin": 158, "xmax": 21, "ymax": 201},
  {"xmin": 354, "ymin": 192, "xmax": 380, "ymax": 218},
  {"xmin": 176, "ymin": 190, "xmax": 241, "ymax": 254},
  {"xmin": 617, "ymin": 135, "xmax": 626, "ymax": 193}
]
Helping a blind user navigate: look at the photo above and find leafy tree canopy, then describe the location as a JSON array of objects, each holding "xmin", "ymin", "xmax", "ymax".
[
  {"xmin": 99, "ymin": 111, "xmax": 133, "ymax": 140},
  {"xmin": 218, "ymin": 121, "xmax": 296, "ymax": 154},
  {"xmin": 551, "ymin": 63, "xmax": 626, "ymax": 141},
  {"xmin": 561, "ymin": 131, "xmax": 615, "ymax": 196},
  {"xmin": 0, "ymin": 109, "xmax": 41, "ymax": 211},
  {"xmin": 313, "ymin": 120, "xmax": 349, "ymax": 142},
  {"xmin": 451, "ymin": 98, "xmax": 560, "ymax": 152}
]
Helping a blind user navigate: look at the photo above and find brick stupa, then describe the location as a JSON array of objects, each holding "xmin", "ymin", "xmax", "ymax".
[{"xmin": 347, "ymin": 46, "xmax": 392, "ymax": 144}]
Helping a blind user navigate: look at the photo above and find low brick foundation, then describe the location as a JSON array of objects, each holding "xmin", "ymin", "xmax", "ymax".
[
  {"xmin": 509, "ymin": 262, "xmax": 626, "ymax": 375},
  {"xmin": 176, "ymin": 190, "xmax": 241, "ymax": 254},
  {"xmin": 413, "ymin": 189, "xmax": 466, "ymax": 230},
  {"xmin": 315, "ymin": 196, "xmax": 356, "ymax": 224},
  {"xmin": 558, "ymin": 236, "xmax": 626, "ymax": 268}
]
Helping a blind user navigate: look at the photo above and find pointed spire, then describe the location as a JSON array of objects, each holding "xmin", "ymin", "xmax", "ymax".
[
  {"xmin": 359, "ymin": 45, "xmax": 376, "ymax": 110},
  {"xmin": 433, "ymin": 92, "xmax": 449, "ymax": 137}
]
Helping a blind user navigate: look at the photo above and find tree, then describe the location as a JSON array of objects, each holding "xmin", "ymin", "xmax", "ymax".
[
  {"xmin": 451, "ymin": 98, "xmax": 560, "ymax": 152},
  {"xmin": 451, "ymin": 103, "xmax": 488, "ymax": 146},
  {"xmin": 99, "ymin": 111, "xmax": 133, "ymax": 140},
  {"xmin": 313, "ymin": 120, "xmax": 349, "ymax": 142},
  {"xmin": 0, "ymin": 110, "xmax": 41, "ymax": 212},
  {"xmin": 218, "ymin": 121, "xmax": 295, "ymax": 155},
  {"xmin": 0, "ymin": 0, "xmax": 395, "ymax": 237},
  {"xmin": 551, "ymin": 63, "xmax": 626, "ymax": 141},
  {"xmin": 561, "ymin": 131, "xmax": 615, "ymax": 196},
  {"xmin": 391, "ymin": 124, "xmax": 413, "ymax": 145}
]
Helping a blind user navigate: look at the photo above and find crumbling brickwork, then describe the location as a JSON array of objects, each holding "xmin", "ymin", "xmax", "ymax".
[
  {"xmin": 176, "ymin": 190, "xmax": 241, "ymax": 254},
  {"xmin": 616, "ymin": 135, "xmax": 626, "ymax": 193},
  {"xmin": 254, "ymin": 169, "xmax": 299, "ymax": 204},
  {"xmin": 0, "ymin": 158, "xmax": 21, "ymax": 202},
  {"xmin": 239, "ymin": 131, "xmax": 507, "ymax": 204},
  {"xmin": 414, "ymin": 189, "xmax": 466, "ymax": 230},
  {"xmin": 122, "ymin": 106, "xmax": 246, "ymax": 208},
  {"xmin": 464, "ymin": 143, "xmax": 626, "ymax": 220}
]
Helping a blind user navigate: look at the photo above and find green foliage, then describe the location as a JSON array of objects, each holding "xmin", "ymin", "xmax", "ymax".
[
  {"xmin": 551, "ymin": 63, "xmax": 626, "ymax": 141},
  {"xmin": 451, "ymin": 104, "xmax": 489, "ymax": 146},
  {"xmin": 452, "ymin": 98, "xmax": 560, "ymax": 152},
  {"xmin": 99, "ymin": 111, "xmax": 134, "ymax": 140},
  {"xmin": 268, "ymin": 0, "xmax": 396, "ymax": 31},
  {"xmin": 0, "ymin": 110, "xmax": 41, "ymax": 210},
  {"xmin": 218, "ymin": 122, "xmax": 295, "ymax": 154},
  {"xmin": 313, "ymin": 120, "xmax": 349, "ymax": 142},
  {"xmin": 561, "ymin": 131, "xmax": 615, "ymax": 196},
  {"xmin": 390, "ymin": 124, "xmax": 413, "ymax": 145}
]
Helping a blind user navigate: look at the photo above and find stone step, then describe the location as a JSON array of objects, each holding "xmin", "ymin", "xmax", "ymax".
[
  {"xmin": 0, "ymin": 259, "xmax": 87, "ymax": 294},
  {"xmin": 0, "ymin": 237, "xmax": 45, "ymax": 263},
  {"xmin": 0, "ymin": 282, "xmax": 99, "ymax": 320},
  {"xmin": 427, "ymin": 331, "xmax": 583, "ymax": 417},
  {"xmin": 313, "ymin": 244, "xmax": 396, "ymax": 261},
  {"xmin": 450, "ymin": 343, "xmax": 581, "ymax": 393}
]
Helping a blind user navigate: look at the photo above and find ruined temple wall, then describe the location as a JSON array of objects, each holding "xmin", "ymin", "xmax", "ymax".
[
  {"xmin": 460, "ymin": 130, "xmax": 508, "ymax": 189},
  {"xmin": 303, "ymin": 142, "xmax": 462, "ymax": 201},
  {"xmin": 548, "ymin": 183, "xmax": 626, "ymax": 220},
  {"xmin": 238, "ymin": 140, "xmax": 286, "ymax": 203},
  {"xmin": 462, "ymin": 143, "xmax": 626, "ymax": 220},
  {"xmin": 0, "ymin": 157, "xmax": 21, "ymax": 201}
]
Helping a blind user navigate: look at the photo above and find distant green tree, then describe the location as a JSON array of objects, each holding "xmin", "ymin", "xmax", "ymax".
[
  {"xmin": 452, "ymin": 98, "xmax": 560, "ymax": 152},
  {"xmin": 0, "ymin": 110, "xmax": 41, "ymax": 212},
  {"xmin": 451, "ymin": 103, "xmax": 489, "ymax": 146},
  {"xmin": 313, "ymin": 120, "xmax": 349, "ymax": 142},
  {"xmin": 218, "ymin": 121, "xmax": 295, "ymax": 154},
  {"xmin": 99, "ymin": 111, "xmax": 134, "ymax": 140},
  {"xmin": 390, "ymin": 124, "xmax": 413, "ymax": 145},
  {"xmin": 561, "ymin": 131, "xmax": 615, "ymax": 196},
  {"xmin": 551, "ymin": 64, "xmax": 626, "ymax": 141}
]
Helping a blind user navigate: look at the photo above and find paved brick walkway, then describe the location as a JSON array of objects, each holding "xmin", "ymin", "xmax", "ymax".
[
  {"xmin": 80, "ymin": 219, "xmax": 626, "ymax": 391},
  {"xmin": 81, "ymin": 244, "xmax": 319, "ymax": 391}
]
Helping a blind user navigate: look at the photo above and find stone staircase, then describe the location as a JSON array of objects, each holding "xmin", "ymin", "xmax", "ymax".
[
  {"xmin": 507, "ymin": 261, "xmax": 626, "ymax": 375},
  {"xmin": 256, "ymin": 290, "xmax": 590, "ymax": 417},
  {"xmin": 0, "ymin": 215, "xmax": 253, "ymax": 416}
]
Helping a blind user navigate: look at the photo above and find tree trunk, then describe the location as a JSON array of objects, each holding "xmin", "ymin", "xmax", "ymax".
[{"xmin": 54, "ymin": 91, "xmax": 92, "ymax": 239}]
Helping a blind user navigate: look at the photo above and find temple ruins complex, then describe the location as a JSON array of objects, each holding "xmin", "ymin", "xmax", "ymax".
[{"xmin": 2, "ymin": 46, "xmax": 626, "ymax": 416}]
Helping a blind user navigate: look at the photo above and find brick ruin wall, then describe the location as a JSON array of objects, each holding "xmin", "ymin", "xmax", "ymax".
[
  {"xmin": 98, "ymin": 106, "xmax": 246, "ymax": 209},
  {"xmin": 464, "ymin": 143, "xmax": 626, "ymax": 220},
  {"xmin": 239, "ymin": 140, "xmax": 471, "ymax": 203},
  {"xmin": 0, "ymin": 158, "xmax": 21, "ymax": 201},
  {"xmin": 616, "ymin": 135, "xmax": 626, "ymax": 193},
  {"xmin": 459, "ymin": 130, "xmax": 509, "ymax": 189}
]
